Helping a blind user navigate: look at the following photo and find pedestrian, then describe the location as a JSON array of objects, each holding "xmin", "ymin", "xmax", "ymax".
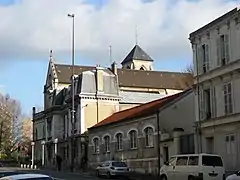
[{"xmin": 56, "ymin": 154, "xmax": 62, "ymax": 171}]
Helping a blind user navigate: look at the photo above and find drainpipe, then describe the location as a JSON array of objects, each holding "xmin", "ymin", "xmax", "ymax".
[{"xmin": 156, "ymin": 110, "xmax": 161, "ymax": 176}]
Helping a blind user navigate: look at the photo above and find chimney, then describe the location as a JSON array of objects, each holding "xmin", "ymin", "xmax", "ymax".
[
  {"xmin": 32, "ymin": 107, "xmax": 36, "ymax": 120},
  {"xmin": 111, "ymin": 61, "xmax": 117, "ymax": 75},
  {"xmin": 96, "ymin": 65, "xmax": 104, "ymax": 92}
]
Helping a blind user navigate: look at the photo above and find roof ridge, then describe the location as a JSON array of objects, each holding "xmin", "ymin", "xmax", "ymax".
[{"xmin": 89, "ymin": 89, "xmax": 190, "ymax": 129}]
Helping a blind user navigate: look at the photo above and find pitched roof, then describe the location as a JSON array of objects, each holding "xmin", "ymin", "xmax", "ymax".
[
  {"xmin": 121, "ymin": 45, "xmax": 153, "ymax": 65},
  {"xmin": 53, "ymin": 64, "xmax": 192, "ymax": 90},
  {"xmin": 89, "ymin": 89, "xmax": 191, "ymax": 130}
]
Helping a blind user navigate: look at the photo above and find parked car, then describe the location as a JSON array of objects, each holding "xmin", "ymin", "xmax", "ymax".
[
  {"xmin": 0, "ymin": 172, "xmax": 27, "ymax": 178},
  {"xmin": 0, "ymin": 174, "xmax": 53, "ymax": 180},
  {"xmin": 96, "ymin": 161, "xmax": 130, "ymax": 178},
  {"xmin": 160, "ymin": 153, "xmax": 225, "ymax": 180},
  {"xmin": 226, "ymin": 171, "xmax": 240, "ymax": 180}
]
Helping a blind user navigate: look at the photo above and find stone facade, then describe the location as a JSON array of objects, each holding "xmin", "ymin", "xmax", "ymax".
[
  {"xmin": 189, "ymin": 7, "xmax": 240, "ymax": 171},
  {"xmin": 88, "ymin": 90, "xmax": 195, "ymax": 175}
]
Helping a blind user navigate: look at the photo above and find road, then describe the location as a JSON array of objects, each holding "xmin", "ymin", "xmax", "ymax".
[{"xmin": 0, "ymin": 167, "xmax": 99, "ymax": 180}]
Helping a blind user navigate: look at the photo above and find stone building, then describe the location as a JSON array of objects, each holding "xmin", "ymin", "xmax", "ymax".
[
  {"xmin": 32, "ymin": 45, "xmax": 193, "ymax": 169},
  {"xmin": 88, "ymin": 89, "xmax": 195, "ymax": 175},
  {"xmin": 189, "ymin": 7, "xmax": 240, "ymax": 171}
]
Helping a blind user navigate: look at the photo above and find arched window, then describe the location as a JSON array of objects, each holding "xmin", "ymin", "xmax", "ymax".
[
  {"xmin": 140, "ymin": 67, "xmax": 145, "ymax": 70},
  {"xmin": 144, "ymin": 127, "xmax": 154, "ymax": 147},
  {"xmin": 104, "ymin": 135, "xmax": 110, "ymax": 152},
  {"xmin": 129, "ymin": 130, "xmax": 137, "ymax": 149},
  {"xmin": 93, "ymin": 138, "xmax": 100, "ymax": 154},
  {"xmin": 116, "ymin": 133, "xmax": 123, "ymax": 150}
]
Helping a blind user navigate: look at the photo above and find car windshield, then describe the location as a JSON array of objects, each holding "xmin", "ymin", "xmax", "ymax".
[
  {"xmin": 202, "ymin": 156, "xmax": 223, "ymax": 167},
  {"xmin": 112, "ymin": 162, "xmax": 127, "ymax": 167}
]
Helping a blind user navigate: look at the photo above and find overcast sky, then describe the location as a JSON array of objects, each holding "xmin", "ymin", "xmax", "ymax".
[{"xmin": 0, "ymin": 0, "xmax": 239, "ymax": 113}]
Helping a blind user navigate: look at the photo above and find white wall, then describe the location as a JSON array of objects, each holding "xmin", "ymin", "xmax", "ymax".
[{"xmin": 192, "ymin": 14, "xmax": 240, "ymax": 77}]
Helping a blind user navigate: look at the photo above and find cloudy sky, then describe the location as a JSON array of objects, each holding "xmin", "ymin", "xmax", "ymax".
[{"xmin": 0, "ymin": 0, "xmax": 239, "ymax": 113}]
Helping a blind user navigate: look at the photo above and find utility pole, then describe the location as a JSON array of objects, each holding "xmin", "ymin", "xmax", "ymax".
[{"xmin": 67, "ymin": 13, "xmax": 75, "ymax": 172}]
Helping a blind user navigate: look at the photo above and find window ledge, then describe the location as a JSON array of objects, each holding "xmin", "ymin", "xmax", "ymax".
[
  {"xmin": 116, "ymin": 149, "xmax": 123, "ymax": 152},
  {"xmin": 145, "ymin": 146, "xmax": 154, "ymax": 149},
  {"xmin": 130, "ymin": 147, "xmax": 138, "ymax": 150}
]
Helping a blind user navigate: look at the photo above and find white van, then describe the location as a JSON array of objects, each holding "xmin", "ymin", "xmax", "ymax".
[{"xmin": 160, "ymin": 153, "xmax": 225, "ymax": 180}]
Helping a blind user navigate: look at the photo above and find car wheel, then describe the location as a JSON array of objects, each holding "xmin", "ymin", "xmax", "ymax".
[
  {"xmin": 161, "ymin": 175, "xmax": 167, "ymax": 180},
  {"xmin": 188, "ymin": 176, "xmax": 194, "ymax": 180},
  {"xmin": 107, "ymin": 171, "xmax": 111, "ymax": 179}
]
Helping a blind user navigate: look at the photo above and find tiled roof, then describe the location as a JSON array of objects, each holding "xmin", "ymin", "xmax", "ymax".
[
  {"xmin": 121, "ymin": 45, "xmax": 153, "ymax": 65},
  {"xmin": 119, "ymin": 91, "xmax": 168, "ymax": 104},
  {"xmin": 54, "ymin": 64, "xmax": 193, "ymax": 90},
  {"xmin": 89, "ymin": 89, "xmax": 191, "ymax": 130}
]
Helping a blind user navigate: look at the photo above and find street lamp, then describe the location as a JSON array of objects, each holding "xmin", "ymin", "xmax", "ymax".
[{"xmin": 67, "ymin": 13, "xmax": 75, "ymax": 172}]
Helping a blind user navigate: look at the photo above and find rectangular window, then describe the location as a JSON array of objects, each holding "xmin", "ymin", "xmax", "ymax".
[
  {"xmin": 176, "ymin": 157, "xmax": 188, "ymax": 166},
  {"xmin": 197, "ymin": 44, "xmax": 210, "ymax": 74},
  {"xmin": 202, "ymin": 155, "xmax": 223, "ymax": 167},
  {"xmin": 217, "ymin": 34, "xmax": 230, "ymax": 66},
  {"xmin": 210, "ymin": 87, "xmax": 217, "ymax": 118},
  {"xmin": 223, "ymin": 82, "xmax": 233, "ymax": 115},
  {"xmin": 188, "ymin": 156, "xmax": 199, "ymax": 166},
  {"xmin": 225, "ymin": 134, "xmax": 235, "ymax": 155},
  {"xmin": 203, "ymin": 89, "xmax": 211, "ymax": 119},
  {"xmin": 202, "ymin": 44, "xmax": 210, "ymax": 73}
]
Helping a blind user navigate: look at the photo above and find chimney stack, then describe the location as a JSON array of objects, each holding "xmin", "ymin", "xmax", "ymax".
[{"xmin": 111, "ymin": 61, "xmax": 117, "ymax": 75}]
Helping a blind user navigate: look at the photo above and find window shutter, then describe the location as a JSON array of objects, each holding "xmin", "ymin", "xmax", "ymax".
[
  {"xmin": 205, "ymin": 44, "xmax": 210, "ymax": 70},
  {"xmin": 199, "ymin": 90, "xmax": 205, "ymax": 120},
  {"xmin": 197, "ymin": 47, "xmax": 202, "ymax": 75},
  {"xmin": 225, "ymin": 34, "xmax": 230, "ymax": 63},
  {"xmin": 210, "ymin": 87, "xmax": 216, "ymax": 118},
  {"xmin": 216, "ymin": 38, "xmax": 221, "ymax": 66}
]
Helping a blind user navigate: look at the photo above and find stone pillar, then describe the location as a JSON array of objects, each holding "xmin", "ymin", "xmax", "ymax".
[
  {"xmin": 31, "ymin": 142, "xmax": 35, "ymax": 168},
  {"xmin": 41, "ymin": 141, "xmax": 46, "ymax": 167},
  {"xmin": 173, "ymin": 128, "xmax": 184, "ymax": 155}
]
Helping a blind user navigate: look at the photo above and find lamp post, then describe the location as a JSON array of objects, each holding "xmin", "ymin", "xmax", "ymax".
[
  {"xmin": 67, "ymin": 13, "xmax": 75, "ymax": 172},
  {"xmin": 31, "ymin": 142, "xmax": 35, "ymax": 169}
]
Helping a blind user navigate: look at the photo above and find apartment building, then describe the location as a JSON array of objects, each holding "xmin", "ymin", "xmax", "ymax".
[{"xmin": 189, "ymin": 8, "xmax": 240, "ymax": 171}]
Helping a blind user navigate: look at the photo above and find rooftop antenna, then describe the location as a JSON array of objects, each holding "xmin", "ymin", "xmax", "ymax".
[
  {"xmin": 109, "ymin": 45, "xmax": 112, "ymax": 64},
  {"xmin": 135, "ymin": 25, "xmax": 138, "ymax": 45}
]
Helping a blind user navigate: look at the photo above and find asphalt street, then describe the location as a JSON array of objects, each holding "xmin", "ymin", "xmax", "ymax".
[{"xmin": 0, "ymin": 167, "xmax": 99, "ymax": 180}]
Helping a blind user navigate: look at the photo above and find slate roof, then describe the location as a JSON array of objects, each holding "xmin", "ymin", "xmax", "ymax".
[
  {"xmin": 119, "ymin": 91, "xmax": 168, "ymax": 104},
  {"xmin": 121, "ymin": 45, "xmax": 153, "ymax": 65},
  {"xmin": 54, "ymin": 64, "xmax": 193, "ymax": 90},
  {"xmin": 89, "ymin": 89, "xmax": 192, "ymax": 130}
]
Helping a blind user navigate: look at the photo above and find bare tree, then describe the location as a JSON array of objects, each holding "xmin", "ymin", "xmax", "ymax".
[
  {"xmin": 181, "ymin": 63, "xmax": 194, "ymax": 89},
  {"xmin": 21, "ymin": 116, "xmax": 32, "ymax": 148},
  {"xmin": 0, "ymin": 93, "xmax": 22, "ymax": 157},
  {"xmin": 183, "ymin": 63, "xmax": 194, "ymax": 74}
]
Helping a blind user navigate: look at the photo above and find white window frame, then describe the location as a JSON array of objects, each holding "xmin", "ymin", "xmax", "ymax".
[
  {"xmin": 210, "ymin": 87, "xmax": 217, "ymax": 118},
  {"xmin": 144, "ymin": 127, "xmax": 154, "ymax": 147},
  {"xmin": 116, "ymin": 133, "xmax": 123, "ymax": 151},
  {"xmin": 202, "ymin": 44, "xmax": 210, "ymax": 73},
  {"xmin": 104, "ymin": 136, "xmax": 110, "ymax": 153},
  {"xmin": 217, "ymin": 34, "xmax": 230, "ymax": 66},
  {"xmin": 223, "ymin": 82, "xmax": 233, "ymax": 115},
  {"xmin": 93, "ymin": 138, "xmax": 100, "ymax": 154},
  {"xmin": 129, "ymin": 130, "xmax": 137, "ymax": 149},
  {"xmin": 225, "ymin": 134, "xmax": 235, "ymax": 155}
]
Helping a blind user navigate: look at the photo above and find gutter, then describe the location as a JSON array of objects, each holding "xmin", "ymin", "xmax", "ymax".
[{"xmin": 156, "ymin": 109, "xmax": 161, "ymax": 176}]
